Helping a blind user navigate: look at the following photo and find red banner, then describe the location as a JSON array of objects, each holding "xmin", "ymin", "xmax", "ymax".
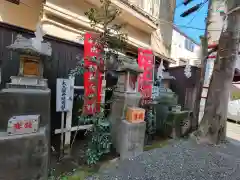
[
  {"xmin": 83, "ymin": 32, "xmax": 103, "ymax": 114},
  {"xmin": 137, "ymin": 48, "xmax": 154, "ymax": 104}
]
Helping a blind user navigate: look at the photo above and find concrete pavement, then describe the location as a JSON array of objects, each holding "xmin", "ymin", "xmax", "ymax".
[
  {"xmin": 227, "ymin": 121, "xmax": 240, "ymax": 146},
  {"xmin": 227, "ymin": 121, "xmax": 240, "ymax": 141},
  {"xmin": 85, "ymin": 122, "xmax": 240, "ymax": 180}
]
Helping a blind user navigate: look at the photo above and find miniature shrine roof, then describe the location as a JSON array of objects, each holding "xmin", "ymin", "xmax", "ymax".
[
  {"xmin": 7, "ymin": 34, "xmax": 52, "ymax": 57},
  {"xmin": 117, "ymin": 55, "xmax": 143, "ymax": 74}
]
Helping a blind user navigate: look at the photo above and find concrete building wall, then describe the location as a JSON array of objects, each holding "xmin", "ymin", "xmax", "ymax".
[
  {"xmin": 0, "ymin": 0, "xmax": 42, "ymax": 30},
  {"xmin": 170, "ymin": 28, "xmax": 201, "ymax": 67},
  {"xmin": 0, "ymin": 0, "xmax": 176, "ymax": 64},
  {"xmin": 42, "ymin": 0, "xmax": 151, "ymax": 49}
]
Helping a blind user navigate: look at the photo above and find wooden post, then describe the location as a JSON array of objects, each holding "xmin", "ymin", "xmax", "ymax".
[
  {"xmin": 60, "ymin": 112, "xmax": 65, "ymax": 158},
  {"xmin": 64, "ymin": 76, "xmax": 75, "ymax": 156}
]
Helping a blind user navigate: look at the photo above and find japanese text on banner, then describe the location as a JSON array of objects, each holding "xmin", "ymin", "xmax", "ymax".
[
  {"xmin": 83, "ymin": 32, "xmax": 103, "ymax": 114},
  {"xmin": 138, "ymin": 48, "xmax": 154, "ymax": 105}
]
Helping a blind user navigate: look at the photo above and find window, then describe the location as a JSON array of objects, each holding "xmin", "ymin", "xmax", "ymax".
[{"xmin": 184, "ymin": 39, "xmax": 194, "ymax": 52}]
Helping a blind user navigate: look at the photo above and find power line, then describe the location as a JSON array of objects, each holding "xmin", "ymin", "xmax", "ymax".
[{"xmin": 185, "ymin": 0, "xmax": 208, "ymax": 25}]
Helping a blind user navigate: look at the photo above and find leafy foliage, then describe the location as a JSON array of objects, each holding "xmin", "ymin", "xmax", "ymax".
[
  {"xmin": 84, "ymin": 111, "xmax": 111, "ymax": 165},
  {"xmin": 145, "ymin": 109, "xmax": 156, "ymax": 136},
  {"xmin": 69, "ymin": 0, "xmax": 127, "ymax": 165}
]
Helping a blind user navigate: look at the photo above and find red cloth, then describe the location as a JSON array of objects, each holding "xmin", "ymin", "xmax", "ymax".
[
  {"xmin": 83, "ymin": 32, "xmax": 103, "ymax": 114},
  {"xmin": 138, "ymin": 48, "xmax": 153, "ymax": 104}
]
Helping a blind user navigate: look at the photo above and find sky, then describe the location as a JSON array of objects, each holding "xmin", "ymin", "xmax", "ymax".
[{"xmin": 174, "ymin": 0, "xmax": 209, "ymax": 43}]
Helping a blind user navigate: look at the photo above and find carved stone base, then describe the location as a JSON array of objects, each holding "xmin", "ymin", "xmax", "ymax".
[
  {"xmin": 117, "ymin": 120, "xmax": 146, "ymax": 160},
  {"xmin": 6, "ymin": 76, "xmax": 48, "ymax": 90},
  {"xmin": 0, "ymin": 127, "xmax": 49, "ymax": 180},
  {"xmin": 109, "ymin": 91, "xmax": 142, "ymax": 148}
]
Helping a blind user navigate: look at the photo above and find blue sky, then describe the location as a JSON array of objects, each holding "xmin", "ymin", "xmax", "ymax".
[{"xmin": 174, "ymin": 0, "xmax": 209, "ymax": 43}]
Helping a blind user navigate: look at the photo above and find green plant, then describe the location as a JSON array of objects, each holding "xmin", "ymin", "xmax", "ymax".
[
  {"xmin": 69, "ymin": 0, "xmax": 127, "ymax": 165},
  {"xmin": 145, "ymin": 108, "xmax": 156, "ymax": 136},
  {"xmin": 85, "ymin": 112, "xmax": 111, "ymax": 165},
  {"xmin": 231, "ymin": 91, "xmax": 240, "ymax": 100}
]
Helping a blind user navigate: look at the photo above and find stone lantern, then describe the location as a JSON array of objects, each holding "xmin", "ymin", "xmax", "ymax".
[
  {"xmin": 6, "ymin": 32, "xmax": 51, "ymax": 88},
  {"xmin": 115, "ymin": 55, "xmax": 143, "ymax": 94},
  {"xmin": 0, "ymin": 24, "xmax": 52, "ymax": 180},
  {"xmin": 109, "ymin": 55, "xmax": 143, "ymax": 150}
]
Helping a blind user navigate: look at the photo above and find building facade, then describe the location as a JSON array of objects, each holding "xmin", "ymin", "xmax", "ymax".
[
  {"xmin": 170, "ymin": 27, "xmax": 201, "ymax": 67},
  {"xmin": 0, "ymin": 0, "xmax": 176, "ymax": 130},
  {"xmin": 0, "ymin": 0, "xmax": 176, "ymax": 65}
]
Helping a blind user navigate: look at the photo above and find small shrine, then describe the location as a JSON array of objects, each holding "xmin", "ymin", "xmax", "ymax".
[
  {"xmin": 115, "ymin": 55, "xmax": 143, "ymax": 93},
  {"xmin": 110, "ymin": 55, "xmax": 143, "ymax": 123},
  {"xmin": 109, "ymin": 55, "xmax": 146, "ymax": 160},
  {"xmin": 6, "ymin": 23, "xmax": 52, "ymax": 89},
  {"xmin": 0, "ymin": 23, "xmax": 52, "ymax": 180}
]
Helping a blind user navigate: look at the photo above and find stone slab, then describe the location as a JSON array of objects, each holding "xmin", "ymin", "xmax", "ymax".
[
  {"xmin": 117, "ymin": 120, "xmax": 146, "ymax": 160},
  {"xmin": 0, "ymin": 127, "xmax": 49, "ymax": 180},
  {"xmin": 0, "ymin": 88, "xmax": 51, "ymax": 131}
]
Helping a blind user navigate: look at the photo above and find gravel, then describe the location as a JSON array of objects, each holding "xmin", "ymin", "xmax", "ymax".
[{"xmin": 86, "ymin": 139, "xmax": 240, "ymax": 180}]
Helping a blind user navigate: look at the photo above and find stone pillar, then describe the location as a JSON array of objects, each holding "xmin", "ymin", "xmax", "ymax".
[
  {"xmin": 118, "ymin": 120, "xmax": 146, "ymax": 160},
  {"xmin": 109, "ymin": 55, "xmax": 144, "ymax": 154},
  {"xmin": 110, "ymin": 91, "xmax": 142, "ymax": 147}
]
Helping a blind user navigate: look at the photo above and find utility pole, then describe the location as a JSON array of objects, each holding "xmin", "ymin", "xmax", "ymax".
[{"xmin": 194, "ymin": 0, "xmax": 240, "ymax": 144}]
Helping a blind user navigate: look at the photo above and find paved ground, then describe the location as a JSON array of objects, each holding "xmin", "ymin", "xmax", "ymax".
[
  {"xmin": 226, "ymin": 121, "xmax": 240, "ymax": 142},
  {"xmin": 87, "ymin": 139, "xmax": 240, "ymax": 180},
  {"xmin": 86, "ymin": 123, "xmax": 240, "ymax": 180}
]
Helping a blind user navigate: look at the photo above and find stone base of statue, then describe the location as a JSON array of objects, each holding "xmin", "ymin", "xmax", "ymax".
[
  {"xmin": 110, "ymin": 91, "xmax": 141, "ymax": 148},
  {"xmin": 0, "ymin": 127, "xmax": 49, "ymax": 180},
  {"xmin": 6, "ymin": 76, "xmax": 48, "ymax": 89},
  {"xmin": 0, "ymin": 88, "xmax": 51, "ymax": 131},
  {"xmin": 117, "ymin": 120, "xmax": 146, "ymax": 160},
  {"xmin": 0, "ymin": 86, "xmax": 51, "ymax": 180}
]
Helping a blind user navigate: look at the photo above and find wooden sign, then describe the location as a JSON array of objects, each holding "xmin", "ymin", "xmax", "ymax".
[
  {"xmin": 126, "ymin": 107, "xmax": 145, "ymax": 123},
  {"xmin": 20, "ymin": 55, "xmax": 40, "ymax": 76},
  {"xmin": 56, "ymin": 78, "xmax": 71, "ymax": 112},
  {"xmin": 23, "ymin": 61, "xmax": 40, "ymax": 76},
  {"xmin": 7, "ymin": 115, "xmax": 40, "ymax": 135}
]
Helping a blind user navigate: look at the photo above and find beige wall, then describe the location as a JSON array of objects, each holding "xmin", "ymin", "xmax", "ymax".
[
  {"xmin": 0, "ymin": 0, "xmax": 175, "ymax": 62},
  {"xmin": 43, "ymin": 0, "xmax": 151, "ymax": 49},
  {"xmin": 0, "ymin": 0, "xmax": 42, "ymax": 30}
]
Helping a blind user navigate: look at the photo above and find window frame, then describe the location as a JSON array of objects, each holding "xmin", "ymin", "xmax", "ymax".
[{"xmin": 184, "ymin": 39, "xmax": 194, "ymax": 52}]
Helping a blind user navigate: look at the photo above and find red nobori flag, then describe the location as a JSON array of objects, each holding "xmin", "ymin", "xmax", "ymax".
[
  {"xmin": 83, "ymin": 32, "xmax": 103, "ymax": 114},
  {"xmin": 137, "ymin": 48, "xmax": 154, "ymax": 104}
]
